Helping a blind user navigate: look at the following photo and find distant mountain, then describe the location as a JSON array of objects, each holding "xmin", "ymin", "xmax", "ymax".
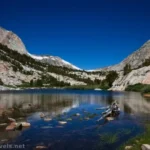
[
  {"xmin": 1, "ymin": 26, "xmax": 150, "ymax": 91},
  {"xmin": 96, "ymin": 40, "xmax": 150, "ymax": 72},
  {"xmin": 100, "ymin": 40, "xmax": 150, "ymax": 91},
  {"xmin": 0, "ymin": 27, "xmax": 102, "ymax": 88},
  {"xmin": 0, "ymin": 27, "xmax": 80, "ymax": 70},
  {"xmin": 28, "ymin": 53, "xmax": 80, "ymax": 70}
]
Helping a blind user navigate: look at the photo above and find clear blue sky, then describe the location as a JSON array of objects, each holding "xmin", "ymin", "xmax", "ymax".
[{"xmin": 0, "ymin": 0, "xmax": 150, "ymax": 70}]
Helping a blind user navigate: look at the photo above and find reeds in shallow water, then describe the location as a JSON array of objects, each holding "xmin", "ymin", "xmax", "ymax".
[{"xmin": 99, "ymin": 133, "xmax": 119, "ymax": 144}]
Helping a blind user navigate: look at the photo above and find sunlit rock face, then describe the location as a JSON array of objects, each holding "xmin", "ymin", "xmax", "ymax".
[
  {"xmin": 96, "ymin": 40, "xmax": 150, "ymax": 91},
  {"xmin": 110, "ymin": 66, "xmax": 150, "ymax": 91},
  {"xmin": 0, "ymin": 27, "xmax": 28, "ymax": 54}
]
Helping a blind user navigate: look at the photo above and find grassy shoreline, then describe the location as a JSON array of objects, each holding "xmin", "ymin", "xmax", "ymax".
[
  {"xmin": 119, "ymin": 124, "xmax": 150, "ymax": 150},
  {"xmin": 125, "ymin": 83, "xmax": 150, "ymax": 94}
]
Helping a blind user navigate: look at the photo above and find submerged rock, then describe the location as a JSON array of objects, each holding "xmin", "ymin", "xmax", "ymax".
[
  {"xmin": 36, "ymin": 145, "xmax": 47, "ymax": 149},
  {"xmin": 84, "ymin": 117, "xmax": 90, "ymax": 120},
  {"xmin": 6, "ymin": 123, "xmax": 16, "ymax": 131},
  {"xmin": 56, "ymin": 126, "xmax": 63, "ymax": 128},
  {"xmin": 125, "ymin": 146, "xmax": 133, "ymax": 150},
  {"xmin": 76, "ymin": 113, "xmax": 80, "ymax": 116},
  {"xmin": 141, "ymin": 144, "xmax": 150, "ymax": 150},
  {"xmin": 21, "ymin": 122, "xmax": 31, "ymax": 127},
  {"xmin": 106, "ymin": 117, "xmax": 114, "ymax": 121},
  {"xmin": 44, "ymin": 117, "xmax": 52, "ymax": 122},
  {"xmin": 6, "ymin": 121, "xmax": 30, "ymax": 131},
  {"xmin": 58, "ymin": 121, "xmax": 67, "ymax": 125},
  {"xmin": 40, "ymin": 113, "xmax": 45, "ymax": 118},
  {"xmin": 0, "ymin": 123, "xmax": 7, "ymax": 126},
  {"xmin": 66, "ymin": 118, "xmax": 72, "ymax": 121},
  {"xmin": 41, "ymin": 126, "xmax": 53, "ymax": 129},
  {"xmin": 1, "ymin": 139, "xmax": 8, "ymax": 142}
]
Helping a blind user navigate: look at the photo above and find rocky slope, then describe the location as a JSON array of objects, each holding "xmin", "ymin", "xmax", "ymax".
[
  {"xmin": 106, "ymin": 40, "xmax": 150, "ymax": 91},
  {"xmin": 0, "ymin": 44, "xmax": 86, "ymax": 87},
  {"xmin": 110, "ymin": 66, "xmax": 150, "ymax": 91},
  {"xmin": 0, "ymin": 27, "xmax": 80, "ymax": 70},
  {"xmin": 97, "ymin": 40, "xmax": 150, "ymax": 72},
  {"xmin": 0, "ymin": 27, "xmax": 104, "ymax": 88},
  {"xmin": 2, "ymin": 26, "xmax": 150, "ymax": 91},
  {"xmin": 0, "ymin": 27, "xmax": 28, "ymax": 54},
  {"xmin": 28, "ymin": 53, "xmax": 80, "ymax": 70}
]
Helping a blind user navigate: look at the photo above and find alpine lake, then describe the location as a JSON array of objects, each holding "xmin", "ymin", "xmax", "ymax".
[{"xmin": 0, "ymin": 89, "xmax": 150, "ymax": 150}]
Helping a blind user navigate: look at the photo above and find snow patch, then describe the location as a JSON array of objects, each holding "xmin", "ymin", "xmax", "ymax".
[
  {"xmin": 61, "ymin": 59, "xmax": 81, "ymax": 70},
  {"xmin": 87, "ymin": 70, "xmax": 94, "ymax": 72},
  {"xmin": 27, "ymin": 53, "xmax": 49, "ymax": 60},
  {"xmin": 28, "ymin": 53, "xmax": 81, "ymax": 70},
  {"xmin": 50, "ymin": 56, "xmax": 55, "ymax": 61}
]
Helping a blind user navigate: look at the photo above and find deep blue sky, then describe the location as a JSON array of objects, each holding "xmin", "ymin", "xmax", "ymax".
[{"xmin": 0, "ymin": 0, "xmax": 150, "ymax": 69}]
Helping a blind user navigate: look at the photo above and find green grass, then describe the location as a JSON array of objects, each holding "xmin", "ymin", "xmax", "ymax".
[
  {"xmin": 125, "ymin": 83, "xmax": 150, "ymax": 94},
  {"xmin": 119, "ymin": 124, "xmax": 150, "ymax": 150},
  {"xmin": 99, "ymin": 133, "xmax": 119, "ymax": 144},
  {"xmin": 117, "ymin": 128, "xmax": 133, "ymax": 136},
  {"xmin": 65, "ymin": 85, "xmax": 102, "ymax": 90}
]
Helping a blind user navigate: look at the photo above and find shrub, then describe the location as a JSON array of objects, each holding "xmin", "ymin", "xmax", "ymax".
[
  {"xmin": 123, "ymin": 64, "xmax": 132, "ymax": 75},
  {"xmin": 126, "ymin": 83, "xmax": 150, "ymax": 93},
  {"xmin": 125, "ymin": 83, "xmax": 145, "ymax": 92},
  {"xmin": 141, "ymin": 85, "xmax": 150, "ymax": 94},
  {"xmin": 0, "ymin": 79, "xmax": 4, "ymax": 85}
]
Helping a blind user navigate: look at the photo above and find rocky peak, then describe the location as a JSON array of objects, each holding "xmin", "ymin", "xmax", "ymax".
[
  {"xmin": 28, "ymin": 53, "xmax": 81, "ymax": 70},
  {"xmin": 0, "ymin": 27, "xmax": 80, "ymax": 70},
  {"xmin": 97, "ymin": 40, "xmax": 150, "ymax": 72},
  {"xmin": 120, "ymin": 40, "xmax": 150, "ymax": 68},
  {"xmin": 0, "ymin": 27, "xmax": 28, "ymax": 54}
]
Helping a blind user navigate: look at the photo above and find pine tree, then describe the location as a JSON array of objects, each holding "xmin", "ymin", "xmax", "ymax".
[{"xmin": 123, "ymin": 64, "xmax": 131, "ymax": 75}]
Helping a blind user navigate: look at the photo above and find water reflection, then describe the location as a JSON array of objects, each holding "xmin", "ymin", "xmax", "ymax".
[
  {"xmin": 0, "ymin": 90, "xmax": 150, "ymax": 119},
  {"xmin": 114, "ymin": 92, "xmax": 150, "ymax": 115},
  {"xmin": 0, "ymin": 90, "xmax": 150, "ymax": 149}
]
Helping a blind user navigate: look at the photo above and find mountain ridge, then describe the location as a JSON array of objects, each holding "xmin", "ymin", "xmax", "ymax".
[
  {"xmin": 96, "ymin": 40, "xmax": 150, "ymax": 72},
  {"xmin": 1, "ymin": 26, "xmax": 150, "ymax": 91},
  {"xmin": 0, "ymin": 27, "xmax": 80, "ymax": 70}
]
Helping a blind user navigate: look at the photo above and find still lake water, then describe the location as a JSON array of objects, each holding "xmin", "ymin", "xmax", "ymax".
[{"xmin": 0, "ymin": 89, "xmax": 150, "ymax": 150}]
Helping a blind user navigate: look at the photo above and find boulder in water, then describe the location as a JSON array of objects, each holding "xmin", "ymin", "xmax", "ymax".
[
  {"xmin": 40, "ymin": 113, "xmax": 45, "ymax": 118},
  {"xmin": 141, "ymin": 144, "xmax": 150, "ymax": 150},
  {"xmin": 36, "ymin": 145, "xmax": 47, "ymax": 149},
  {"xmin": 21, "ymin": 122, "xmax": 31, "ymax": 127},
  {"xmin": 6, "ymin": 124, "xmax": 16, "ymax": 131},
  {"xmin": 15, "ymin": 123, "xmax": 23, "ymax": 130},
  {"xmin": 106, "ymin": 117, "xmax": 114, "ymax": 121}
]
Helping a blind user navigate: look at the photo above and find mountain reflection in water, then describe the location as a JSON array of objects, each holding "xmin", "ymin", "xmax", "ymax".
[{"xmin": 0, "ymin": 89, "xmax": 149, "ymax": 150}]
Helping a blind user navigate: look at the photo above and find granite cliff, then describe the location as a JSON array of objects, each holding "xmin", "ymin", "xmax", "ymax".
[{"xmin": 98, "ymin": 40, "xmax": 150, "ymax": 91}]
